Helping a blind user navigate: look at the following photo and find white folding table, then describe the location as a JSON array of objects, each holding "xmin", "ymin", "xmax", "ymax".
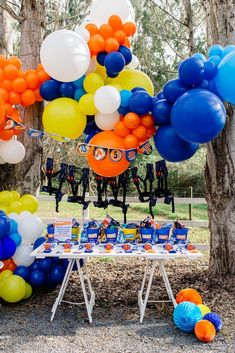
[{"xmin": 30, "ymin": 243, "xmax": 202, "ymax": 323}]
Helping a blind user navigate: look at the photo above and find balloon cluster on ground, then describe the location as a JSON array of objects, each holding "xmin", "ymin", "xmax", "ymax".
[{"xmin": 173, "ymin": 288, "xmax": 222, "ymax": 342}]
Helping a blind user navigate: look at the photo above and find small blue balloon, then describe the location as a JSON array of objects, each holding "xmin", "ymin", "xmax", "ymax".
[
  {"xmin": 208, "ymin": 44, "xmax": 223, "ymax": 57},
  {"xmin": 29, "ymin": 270, "xmax": 46, "ymax": 287},
  {"xmin": 120, "ymin": 90, "xmax": 132, "ymax": 107},
  {"xmin": 9, "ymin": 219, "xmax": 18, "ymax": 234},
  {"xmin": 163, "ymin": 79, "xmax": 187, "ymax": 104},
  {"xmin": 128, "ymin": 91, "xmax": 153, "ymax": 115},
  {"xmin": 154, "ymin": 125, "xmax": 198, "ymax": 162},
  {"xmin": 97, "ymin": 51, "xmax": 107, "ymax": 66},
  {"xmin": 118, "ymin": 46, "xmax": 132, "ymax": 65},
  {"xmin": 178, "ymin": 57, "xmax": 205, "ymax": 87},
  {"xmin": 204, "ymin": 61, "xmax": 218, "ymax": 80},
  {"xmin": 221, "ymin": 44, "xmax": 235, "ymax": 58},
  {"xmin": 197, "ymin": 79, "xmax": 210, "ymax": 89},
  {"xmin": 0, "ymin": 215, "xmax": 10, "ymax": 239},
  {"xmin": 73, "ymin": 75, "xmax": 85, "ymax": 88},
  {"xmin": 171, "ymin": 89, "xmax": 226, "ymax": 143},
  {"xmin": 105, "ymin": 52, "xmax": 125, "ymax": 74},
  {"xmin": 156, "ymin": 91, "xmax": 165, "ymax": 99},
  {"xmin": 84, "ymin": 119, "xmax": 100, "ymax": 135},
  {"xmin": 29, "ymin": 260, "xmax": 40, "ymax": 272},
  {"xmin": 9, "ymin": 232, "xmax": 22, "ymax": 247},
  {"xmin": 39, "ymin": 79, "xmax": 61, "ymax": 101},
  {"xmin": 118, "ymin": 106, "xmax": 130, "ymax": 115},
  {"xmin": 74, "ymin": 88, "xmax": 86, "ymax": 101},
  {"xmin": 204, "ymin": 313, "xmax": 222, "ymax": 332},
  {"xmin": 192, "ymin": 53, "xmax": 206, "ymax": 62},
  {"xmin": 152, "ymin": 99, "xmax": 171, "ymax": 126},
  {"xmin": 33, "ymin": 236, "xmax": 46, "ymax": 250},
  {"xmin": 131, "ymin": 87, "xmax": 146, "ymax": 94},
  {"xmin": 209, "ymin": 55, "xmax": 221, "ymax": 66},
  {"xmin": 215, "ymin": 51, "xmax": 235, "ymax": 103},
  {"xmin": 60, "ymin": 82, "xmax": 76, "ymax": 98},
  {"xmin": 0, "ymin": 236, "xmax": 16, "ymax": 260},
  {"xmin": 85, "ymin": 131, "xmax": 97, "ymax": 143},
  {"xmin": 38, "ymin": 258, "xmax": 53, "ymax": 273},
  {"xmin": 173, "ymin": 301, "xmax": 202, "ymax": 332},
  {"xmin": 50, "ymin": 265, "xmax": 66, "ymax": 285},
  {"xmin": 14, "ymin": 266, "xmax": 30, "ymax": 281},
  {"xmin": 0, "ymin": 211, "xmax": 6, "ymax": 216},
  {"xmin": 107, "ymin": 71, "xmax": 119, "ymax": 78}
]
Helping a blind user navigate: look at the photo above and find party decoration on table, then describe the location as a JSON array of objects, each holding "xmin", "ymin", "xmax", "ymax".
[
  {"xmin": 176, "ymin": 288, "xmax": 202, "ymax": 305},
  {"xmin": 173, "ymin": 301, "xmax": 203, "ymax": 332},
  {"xmin": 194, "ymin": 320, "xmax": 216, "ymax": 342}
]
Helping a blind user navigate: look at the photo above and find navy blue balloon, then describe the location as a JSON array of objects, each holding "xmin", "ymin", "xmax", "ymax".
[
  {"xmin": 204, "ymin": 61, "xmax": 218, "ymax": 80},
  {"xmin": 60, "ymin": 82, "xmax": 76, "ymax": 98},
  {"xmin": 40, "ymin": 79, "xmax": 61, "ymax": 101},
  {"xmin": 178, "ymin": 57, "xmax": 205, "ymax": 87},
  {"xmin": 29, "ymin": 270, "xmax": 46, "ymax": 287},
  {"xmin": 171, "ymin": 89, "xmax": 226, "ymax": 143},
  {"xmin": 44, "ymin": 274, "xmax": 57, "ymax": 290},
  {"xmin": 105, "ymin": 52, "xmax": 125, "ymax": 74},
  {"xmin": 0, "ymin": 215, "xmax": 10, "ymax": 238},
  {"xmin": 152, "ymin": 99, "xmax": 171, "ymax": 126},
  {"xmin": 97, "ymin": 51, "xmax": 107, "ymax": 66},
  {"xmin": 14, "ymin": 266, "xmax": 30, "ymax": 281},
  {"xmin": 204, "ymin": 313, "xmax": 222, "ymax": 332},
  {"xmin": 118, "ymin": 106, "xmax": 130, "ymax": 115},
  {"xmin": 118, "ymin": 46, "xmax": 132, "ymax": 65},
  {"xmin": 51, "ymin": 257, "xmax": 60, "ymax": 265},
  {"xmin": 128, "ymin": 91, "xmax": 153, "ymax": 115},
  {"xmin": 0, "ymin": 211, "xmax": 6, "ymax": 216},
  {"xmin": 163, "ymin": 79, "xmax": 187, "ymax": 104},
  {"xmin": 9, "ymin": 219, "xmax": 18, "ymax": 234},
  {"xmin": 156, "ymin": 91, "xmax": 165, "ymax": 99},
  {"xmin": 0, "ymin": 236, "xmax": 16, "ymax": 260},
  {"xmin": 85, "ymin": 131, "xmax": 97, "ymax": 144},
  {"xmin": 29, "ymin": 260, "xmax": 40, "ymax": 272},
  {"xmin": 38, "ymin": 258, "xmax": 53, "ymax": 273},
  {"xmin": 84, "ymin": 118, "xmax": 100, "ymax": 135},
  {"xmin": 50, "ymin": 265, "xmax": 66, "ymax": 285},
  {"xmin": 131, "ymin": 87, "xmax": 146, "ymax": 93},
  {"xmin": 107, "ymin": 71, "xmax": 119, "ymax": 78},
  {"xmin": 197, "ymin": 79, "xmax": 210, "ymax": 89},
  {"xmin": 154, "ymin": 125, "xmax": 198, "ymax": 162},
  {"xmin": 33, "ymin": 236, "xmax": 46, "ymax": 250}
]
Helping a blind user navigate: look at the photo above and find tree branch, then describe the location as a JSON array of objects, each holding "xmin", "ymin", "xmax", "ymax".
[
  {"xmin": 150, "ymin": 0, "xmax": 186, "ymax": 27},
  {"xmin": 0, "ymin": 0, "xmax": 24, "ymax": 22}
]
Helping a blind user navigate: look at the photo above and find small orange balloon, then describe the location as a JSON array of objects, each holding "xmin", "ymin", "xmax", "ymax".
[
  {"xmin": 36, "ymin": 63, "xmax": 44, "ymax": 71},
  {"xmin": 37, "ymin": 69, "xmax": 50, "ymax": 83},
  {"xmin": 88, "ymin": 34, "xmax": 105, "ymax": 53},
  {"xmin": 0, "ymin": 68, "xmax": 4, "ymax": 81},
  {"xmin": 4, "ymin": 64, "xmax": 19, "ymax": 80},
  {"xmin": 7, "ymin": 259, "xmax": 17, "ymax": 272},
  {"xmin": 25, "ymin": 73, "xmax": 40, "ymax": 90},
  {"xmin": 0, "ymin": 88, "xmax": 9, "ymax": 102},
  {"xmin": 7, "ymin": 56, "xmax": 22, "ymax": 70},
  {"xmin": 8, "ymin": 91, "xmax": 21, "ymax": 105},
  {"xmin": 12, "ymin": 77, "xmax": 27, "ymax": 93},
  {"xmin": 0, "ymin": 259, "xmax": 11, "ymax": 272},
  {"xmin": 18, "ymin": 71, "xmax": 26, "ymax": 78},
  {"xmin": 176, "ymin": 288, "xmax": 202, "ymax": 305},
  {"xmin": 141, "ymin": 114, "xmax": 154, "ymax": 128},
  {"xmin": 4, "ymin": 103, "xmax": 14, "ymax": 116},
  {"xmin": 0, "ymin": 95, "xmax": 5, "ymax": 122},
  {"xmin": 124, "ymin": 134, "xmax": 139, "ymax": 149},
  {"xmin": 104, "ymin": 37, "xmax": 119, "ymax": 53},
  {"xmin": 123, "ymin": 22, "xmax": 137, "ymax": 37},
  {"xmin": 87, "ymin": 131, "xmax": 129, "ymax": 177},
  {"xmin": 132, "ymin": 125, "xmax": 147, "ymax": 140},
  {"xmin": 21, "ymin": 89, "xmax": 36, "ymax": 107},
  {"xmin": 86, "ymin": 23, "xmax": 99, "ymax": 36},
  {"xmin": 0, "ymin": 56, "xmax": 7, "ymax": 68},
  {"xmin": 124, "ymin": 112, "xmax": 141, "ymax": 129},
  {"xmin": 0, "ymin": 129, "xmax": 14, "ymax": 140},
  {"xmin": 114, "ymin": 121, "xmax": 131, "ymax": 137},
  {"xmin": 113, "ymin": 30, "xmax": 126, "ymax": 45},
  {"xmin": 123, "ymin": 37, "xmax": 131, "ymax": 48},
  {"xmin": 0, "ymin": 79, "xmax": 12, "ymax": 92},
  {"xmin": 34, "ymin": 88, "xmax": 43, "ymax": 102},
  {"xmin": 108, "ymin": 15, "xmax": 123, "ymax": 31},
  {"xmin": 99, "ymin": 24, "xmax": 113, "ymax": 39},
  {"xmin": 194, "ymin": 320, "xmax": 216, "ymax": 343}
]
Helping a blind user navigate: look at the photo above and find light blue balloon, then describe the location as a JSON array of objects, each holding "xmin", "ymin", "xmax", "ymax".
[
  {"xmin": 173, "ymin": 302, "xmax": 202, "ymax": 333},
  {"xmin": 73, "ymin": 75, "xmax": 85, "ymax": 88},
  {"xmin": 209, "ymin": 55, "xmax": 221, "ymax": 66},
  {"xmin": 120, "ymin": 90, "xmax": 132, "ymax": 107},
  {"xmin": 9, "ymin": 232, "xmax": 22, "ymax": 247},
  {"xmin": 192, "ymin": 53, "xmax": 206, "ymax": 62},
  {"xmin": 208, "ymin": 44, "xmax": 223, "ymax": 57},
  {"xmin": 9, "ymin": 219, "xmax": 18, "ymax": 234},
  {"xmin": 215, "ymin": 51, "xmax": 235, "ymax": 104},
  {"xmin": 221, "ymin": 45, "xmax": 235, "ymax": 58},
  {"xmin": 74, "ymin": 88, "xmax": 86, "ymax": 101}
]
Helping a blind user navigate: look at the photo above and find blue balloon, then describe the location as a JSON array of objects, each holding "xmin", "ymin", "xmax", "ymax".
[
  {"xmin": 131, "ymin": 87, "xmax": 146, "ymax": 94},
  {"xmin": 60, "ymin": 82, "xmax": 76, "ymax": 98},
  {"xmin": 107, "ymin": 71, "xmax": 119, "ymax": 78},
  {"xmin": 29, "ymin": 260, "xmax": 40, "ymax": 272},
  {"xmin": 156, "ymin": 91, "xmax": 165, "ymax": 99},
  {"xmin": 44, "ymin": 274, "xmax": 57, "ymax": 289},
  {"xmin": 29, "ymin": 270, "xmax": 46, "ymax": 287},
  {"xmin": 221, "ymin": 45, "xmax": 235, "ymax": 58},
  {"xmin": 204, "ymin": 313, "xmax": 222, "ymax": 332},
  {"xmin": 179, "ymin": 57, "xmax": 205, "ymax": 87},
  {"xmin": 163, "ymin": 79, "xmax": 187, "ymax": 104},
  {"xmin": 0, "ymin": 236, "xmax": 16, "ymax": 260},
  {"xmin": 40, "ymin": 79, "xmax": 61, "ymax": 101},
  {"xmin": 214, "ymin": 51, "xmax": 235, "ymax": 104},
  {"xmin": 192, "ymin": 53, "xmax": 206, "ymax": 62},
  {"xmin": 208, "ymin": 44, "xmax": 223, "ymax": 57},
  {"xmin": 118, "ymin": 106, "xmax": 130, "ymax": 115},
  {"xmin": 9, "ymin": 232, "xmax": 22, "ymax": 247},
  {"xmin": 9, "ymin": 219, "xmax": 18, "ymax": 234},
  {"xmin": 0, "ymin": 211, "xmax": 6, "ymax": 216},
  {"xmin": 73, "ymin": 75, "xmax": 85, "ymax": 88},
  {"xmin": 204, "ymin": 61, "xmax": 218, "ymax": 80},
  {"xmin": 209, "ymin": 55, "xmax": 221, "ymax": 66},
  {"xmin": 0, "ymin": 215, "xmax": 10, "ymax": 238},
  {"xmin": 33, "ymin": 236, "xmax": 46, "ymax": 250},
  {"xmin": 173, "ymin": 301, "xmax": 202, "ymax": 332},
  {"xmin": 152, "ymin": 99, "xmax": 171, "ymax": 126},
  {"xmin": 171, "ymin": 89, "xmax": 226, "ymax": 143},
  {"xmin": 39, "ymin": 258, "xmax": 53, "ymax": 273},
  {"xmin": 97, "ymin": 51, "xmax": 107, "ymax": 66},
  {"xmin": 197, "ymin": 79, "xmax": 210, "ymax": 89},
  {"xmin": 74, "ymin": 88, "xmax": 85, "ymax": 101},
  {"xmin": 14, "ymin": 266, "xmax": 30, "ymax": 281},
  {"xmin": 128, "ymin": 91, "xmax": 153, "ymax": 115},
  {"xmin": 154, "ymin": 125, "xmax": 198, "ymax": 162},
  {"xmin": 51, "ymin": 257, "xmax": 60, "ymax": 265},
  {"xmin": 50, "ymin": 265, "xmax": 66, "ymax": 285},
  {"xmin": 85, "ymin": 131, "xmax": 97, "ymax": 143},
  {"xmin": 105, "ymin": 52, "xmax": 125, "ymax": 74},
  {"xmin": 120, "ymin": 90, "xmax": 132, "ymax": 107},
  {"xmin": 118, "ymin": 46, "xmax": 132, "ymax": 65},
  {"xmin": 84, "ymin": 118, "xmax": 101, "ymax": 135}
]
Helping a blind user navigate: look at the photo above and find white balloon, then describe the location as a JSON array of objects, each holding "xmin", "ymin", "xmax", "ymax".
[
  {"xmin": 75, "ymin": 27, "xmax": 90, "ymax": 42},
  {"xmin": 20, "ymin": 211, "xmax": 32, "ymax": 219},
  {"xmin": 9, "ymin": 213, "xmax": 20, "ymax": 224},
  {"xmin": 86, "ymin": 57, "xmax": 97, "ymax": 75},
  {"xmin": 95, "ymin": 111, "xmax": 120, "ymax": 130},
  {"xmin": 0, "ymin": 139, "xmax": 25, "ymax": 164},
  {"xmin": 94, "ymin": 86, "xmax": 121, "ymax": 114},
  {"xmin": 18, "ymin": 215, "xmax": 44, "ymax": 244},
  {"xmin": 40, "ymin": 29, "xmax": 90, "ymax": 82},
  {"xmin": 127, "ymin": 55, "xmax": 140, "ymax": 69},
  {"xmin": 13, "ymin": 244, "xmax": 35, "ymax": 267},
  {"xmin": 90, "ymin": 0, "xmax": 135, "ymax": 27}
]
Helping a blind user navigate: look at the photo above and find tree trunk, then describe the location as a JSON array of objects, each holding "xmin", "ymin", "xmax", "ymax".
[
  {"xmin": 0, "ymin": 0, "xmax": 45, "ymax": 194},
  {"xmin": 0, "ymin": 8, "xmax": 7, "ymax": 55},
  {"xmin": 183, "ymin": 0, "xmax": 195, "ymax": 55},
  {"xmin": 205, "ymin": 0, "xmax": 235, "ymax": 276}
]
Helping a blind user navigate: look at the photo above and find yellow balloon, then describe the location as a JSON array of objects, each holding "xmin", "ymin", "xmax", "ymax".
[
  {"xmin": 78, "ymin": 94, "xmax": 97, "ymax": 115},
  {"xmin": 109, "ymin": 83, "xmax": 122, "ymax": 91},
  {"xmin": 198, "ymin": 304, "xmax": 211, "ymax": 317},
  {"xmin": 20, "ymin": 194, "xmax": 38, "ymax": 213},
  {"xmin": 84, "ymin": 73, "xmax": 104, "ymax": 94},
  {"xmin": 0, "ymin": 270, "xmax": 12, "ymax": 297},
  {"xmin": 8, "ymin": 201, "xmax": 23, "ymax": 214},
  {"xmin": 1, "ymin": 275, "xmax": 26, "ymax": 303},
  {"xmin": 0, "ymin": 204, "xmax": 9, "ymax": 214},
  {"xmin": 11, "ymin": 191, "xmax": 21, "ymax": 201},
  {"xmin": 23, "ymin": 283, "xmax": 32, "ymax": 299},
  {"xmin": 112, "ymin": 69, "xmax": 154, "ymax": 95},
  {"xmin": 95, "ymin": 63, "xmax": 107, "ymax": 80},
  {"xmin": 0, "ymin": 191, "xmax": 14, "ymax": 206},
  {"xmin": 43, "ymin": 98, "xmax": 86, "ymax": 140}
]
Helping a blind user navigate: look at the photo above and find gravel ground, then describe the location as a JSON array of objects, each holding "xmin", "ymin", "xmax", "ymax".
[{"xmin": 0, "ymin": 256, "xmax": 234, "ymax": 353}]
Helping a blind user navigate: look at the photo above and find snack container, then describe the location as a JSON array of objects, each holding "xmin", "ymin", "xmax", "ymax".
[
  {"xmin": 122, "ymin": 227, "xmax": 137, "ymax": 242},
  {"xmin": 173, "ymin": 228, "xmax": 188, "ymax": 243},
  {"xmin": 155, "ymin": 227, "xmax": 171, "ymax": 243},
  {"xmin": 87, "ymin": 227, "xmax": 100, "ymax": 243},
  {"xmin": 140, "ymin": 227, "xmax": 155, "ymax": 243},
  {"xmin": 104, "ymin": 227, "xmax": 119, "ymax": 243}
]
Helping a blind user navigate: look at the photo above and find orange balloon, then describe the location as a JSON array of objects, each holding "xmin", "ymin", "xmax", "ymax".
[
  {"xmin": 104, "ymin": 37, "xmax": 119, "ymax": 53},
  {"xmin": 87, "ymin": 131, "xmax": 129, "ymax": 177},
  {"xmin": 8, "ymin": 91, "xmax": 21, "ymax": 105},
  {"xmin": 7, "ymin": 259, "xmax": 17, "ymax": 272},
  {"xmin": 34, "ymin": 88, "xmax": 43, "ymax": 102},
  {"xmin": 36, "ymin": 63, "xmax": 44, "ymax": 71},
  {"xmin": 124, "ymin": 112, "xmax": 140, "ymax": 129},
  {"xmin": 113, "ymin": 30, "xmax": 126, "ymax": 45},
  {"xmin": 37, "ymin": 69, "xmax": 50, "ymax": 83},
  {"xmin": 0, "ymin": 259, "xmax": 11, "ymax": 272},
  {"xmin": 176, "ymin": 288, "xmax": 202, "ymax": 305},
  {"xmin": 21, "ymin": 89, "xmax": 36, "ymax": 107},
  {"xmin": 7, "ymin": 56, "xmax": 22, "ymax": 70},
  {"xmin": 4, "ymin": 103, "xmax": 14, "ymax": 116},
  {"xmin": 0, "ymin": 79, "xmax": 12, "ymax": 92},
  {"xmin": 108, "ymin": 15, "xmax": 123, "ymax": 31},
  {"xmin": 132, "ymin": 125, "xmax": 147, "ymax": 140},
  {"xmin": 4, "ymin": 64, "xmax": 19, "ymax": 80},
  {"xmin": 88, "ymin": 34, "xmax": 105, "ymax": 53},
  {"xmin": 25, "ymin": 73, "xmax": 40, "ymax": 89},
  {"xmin": 0, "ymin": 88, "xmax": 9, "ymax": 102},
  {"xmin": 18, "ymin": 71, "xmax": 26, "ymax": 78},
  {"xmin": 0, "ymin": 129, "xmax": 14, "ymax": 140},
  {"xmin": 114, "ymin": 121, "xmax": 131, "ymax": 137},
  {"xmin": 124, "ymin": 134, "xmax": 139, "ymax": 149},
  {"xmin": 146, "ymin": 126, "xmax": 156, "ymax": 139},
  {"xmin": 10, "ymin": 107, "xmax": 20, "ymax": 120},
  {"xmin": 0, "ymin": 68, "xmax": 4, "ymax": 81},
  {"xmin": 0, "ymin": 95, "xmax": 5, "ymax": 121},
  {"xmin": 123, "ymin": 37, "xmax": 131, "ymax": 48},
  {"xmin": 123, "ymin": 22, "xmax": 137, "ymax": 37},
  {"xmin": 12, "ymin": 77, "xmax": 27, "ymax": 93},
  {"xmin": 86, "ymin": 23, "xmax": 99, "ymax": 36},
  {"xmin": 141, "ymin": 114, "xmax": 154, "ymax": 128},
  {"xmin": 99, "ymin": 24, "xmax": 113, "ymax": 39},
  {"xmin": 0, "ymin": 56, "xmax": 7, "ymax": 68},
  {"xmin": 194, "ymin": 320, "xmax": 216, "ymax": 343}
]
